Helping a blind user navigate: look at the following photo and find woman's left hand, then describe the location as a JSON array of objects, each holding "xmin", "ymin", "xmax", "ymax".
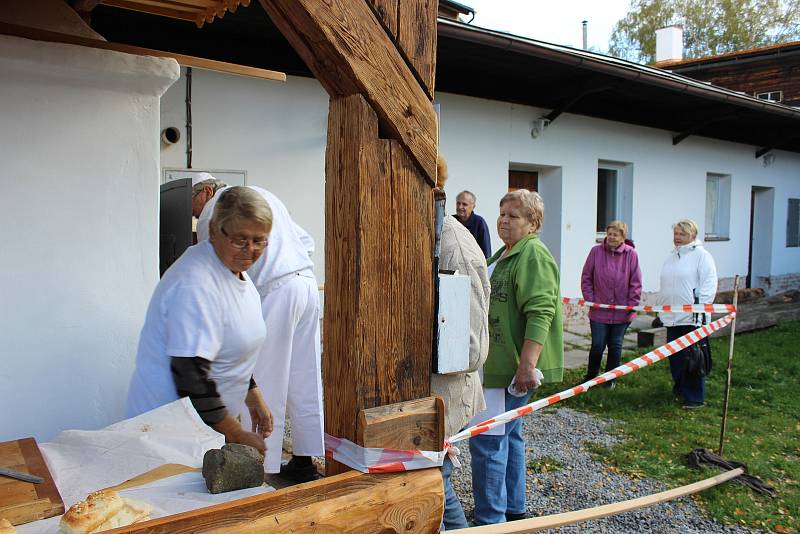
[
  {"xmin": 513, "ymin": 339, "xmax": 544, "ymax": 392},
  {"xmin": 245, "ymin": 387, "xmax": 273, "ymax": 438}
]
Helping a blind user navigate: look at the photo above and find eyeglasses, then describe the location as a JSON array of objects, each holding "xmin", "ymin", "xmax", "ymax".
[{"xmin": 220, "ymin": 228, "xmax": 268, "ymax": 251}]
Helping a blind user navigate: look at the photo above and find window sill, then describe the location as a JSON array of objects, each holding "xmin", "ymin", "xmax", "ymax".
[{"xmin": 704, "ymin": 236, "xmax": 730, "ymax": 242}]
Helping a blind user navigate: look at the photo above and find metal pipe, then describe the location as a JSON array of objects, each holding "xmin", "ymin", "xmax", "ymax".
[
  {"xmin": 185, "ymin": 67, "xmax": 193, "ymax": 169},
  {"xmin": 582, "ymin": 20, "xmax": 588, "ymax": 50}
]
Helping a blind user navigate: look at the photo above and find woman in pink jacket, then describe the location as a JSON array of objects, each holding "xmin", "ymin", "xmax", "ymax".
[{"xmin": 580, "ymin": 220, "xmax": 642, "ymax": 388}]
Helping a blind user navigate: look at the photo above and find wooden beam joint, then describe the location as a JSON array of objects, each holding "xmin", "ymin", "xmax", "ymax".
[
  {"xmin": 545, "ymin": 85, "xmax": 612, "ymax": 123},
  {"xmin": 672, "ymin": 114, "xmax": 738, "ymax": 146}
]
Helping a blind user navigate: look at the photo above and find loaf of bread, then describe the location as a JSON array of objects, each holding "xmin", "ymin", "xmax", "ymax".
[
  {"xmin": 0, "ymin": 518, "xmax": 17, "ymax": 534},
  {"xmin": 59, "ymin": 490, "xmax": 151, "ymax": 534}
]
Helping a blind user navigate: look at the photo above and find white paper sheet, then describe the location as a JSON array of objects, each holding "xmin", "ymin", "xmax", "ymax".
[{"xmin": 17, "ymin": 398, "xmax": 274, "ymax": 533}]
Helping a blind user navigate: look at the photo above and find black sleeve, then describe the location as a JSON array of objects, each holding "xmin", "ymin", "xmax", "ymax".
[
  {"xmin": 170, "ymin": 357, "xmax": 227, "ymax": 425},
  {"xmin": 249, "ymin": 375, "xmax": 257, "ymax": 390}
]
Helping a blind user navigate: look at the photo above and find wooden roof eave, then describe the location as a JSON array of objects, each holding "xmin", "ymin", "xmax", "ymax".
[
  {"xmin": 437, "ymin": 19, "xmax": 800, "ymax": 122},
  {"xmin": 0, "ymin": 21, "xmax": 285, "ymax": 82},
  {"xmin": 80, "ymin": 0, "xmax": 252, "ymax": 28}
]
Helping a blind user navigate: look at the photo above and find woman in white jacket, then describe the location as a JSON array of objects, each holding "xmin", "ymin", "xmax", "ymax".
[{"xmin": 658, "ymin": 219, "xmax": 718, "ymax": 409}]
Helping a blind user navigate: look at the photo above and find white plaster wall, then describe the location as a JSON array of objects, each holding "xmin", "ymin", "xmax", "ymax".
[
  {"xmin": 0, "ymin": 36, "xmax": 178, "ymax": 441},
  {"xmin": 158, "ymin": 72, "xmax": 800, "ymax": 301},
  {"xmin": 159, "ymin": 69, "xmax": 329, "ymax": 278}
]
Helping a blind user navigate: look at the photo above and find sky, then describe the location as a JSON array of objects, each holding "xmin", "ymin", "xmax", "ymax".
[{"xmin": 460, "ymin": 0, "xmax": 633, "ymax": 54}]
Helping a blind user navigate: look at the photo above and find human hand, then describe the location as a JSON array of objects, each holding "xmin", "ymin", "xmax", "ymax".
[
  {"xmin": 230, "ymin": 428, "xmax": 267, "ymax": 455},
  {"xmin": 245, "ymin": 387, "xmax": 273, "ymax": 438},
  {"xmin": 512, "ymin": 363, "xmax": 540, "ymax": 393},
  {"xmin": 213, "ymin": 415, "xmax": 267, "ymax": 455}
]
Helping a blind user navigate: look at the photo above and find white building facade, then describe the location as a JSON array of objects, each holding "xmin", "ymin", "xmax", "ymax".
[{"xmin": 159, "ymin": 69, "xmax": 800, "ymax": 302}]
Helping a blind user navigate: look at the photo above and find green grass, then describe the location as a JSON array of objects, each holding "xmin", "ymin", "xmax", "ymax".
[{"xmin": 538, "ymin": 320, "xmax": 800, "ymax": 533}]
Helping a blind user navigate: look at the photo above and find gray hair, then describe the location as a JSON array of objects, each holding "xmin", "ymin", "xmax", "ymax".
[
  {"xmin": 500, "ymin": 189, "xmax": 544, "ymax": 233},
  {"xmin": 192, "ymin": 178, "xmax": 228, "ymax": 197},
  {"xmin": 673, "ymin": 218, "xmax": 699, "ymax": 240},
  {"xmin": 209, "ymin": 187, "xmax": 273, "ymax": 236},
  {"xmin": 456, "ymin": 190, "xmax": 476, "ymax": 203}
]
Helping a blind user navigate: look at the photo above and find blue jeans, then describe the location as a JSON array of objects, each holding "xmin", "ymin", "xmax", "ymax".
[
  {"xmin": 441, "ymin": 456, "xmax": 468, "ymax": 530},
  {"xmin": 666, "ymin": 326, "xmax": 705, "ymax": 404},
  {"xmin": 586, "ymin": 321, "xmax": 630, "ymax": 380},
  {"xmin": 469, "ymin": 390, "xmax": 530, "ymax": 525}
]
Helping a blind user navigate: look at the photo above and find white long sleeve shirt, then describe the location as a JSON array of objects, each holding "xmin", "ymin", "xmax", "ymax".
[{"xmin": 658, "ymin": 240, "xmax": 718, "ymax": 327}]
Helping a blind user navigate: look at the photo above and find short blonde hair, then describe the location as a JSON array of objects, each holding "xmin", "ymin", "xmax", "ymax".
[
  {"xmin": 210, "ymin": 187, "xmax": 273, "ymax": 236},
  {"xmin": 606, "ymin": 220, "xmax": 628, "ymax": 238},
  {"xmin": 673, "ymin": 219, "xmax": 698, "ymax": 240},
  {"xmin": 500, "ymin": 189, "xmax": 544, "ymax": 233}
]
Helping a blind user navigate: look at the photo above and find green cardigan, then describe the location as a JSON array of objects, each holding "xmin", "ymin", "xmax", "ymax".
[{"xmin": 484, "ymin": 233, "xmax": 564, "ymax": 388}]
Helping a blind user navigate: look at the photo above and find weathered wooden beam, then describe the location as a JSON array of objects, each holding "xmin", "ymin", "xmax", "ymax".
[
  {"xmin": 324, "ymin": 94, "xmax": 435, "ymax": 475},
  {"xmin": 358, "ymin": 396, "xmax": 444, "ymax": 451},
  {"xmin": 114, "ymin": 469, "xmax": 443, "ymax": 533},
  {"xmin": 448, "ymin": 468, "xmax": 744, "ymax": 533},
  {"xmin": 672, "ymin": 114, "xmax": 737, "ymax": 146},
  {"xmin": 544, "ymin": 85, "xmax": 611, "ymax": 123},
  {"xmin": 397, "ymin": 0, "xmax": 438, "ymax": 98},
  {"xmin": 0, "ymin": 22, "xmax": 286, "ymax": 82},
  {"xmin": 260, "ymin": 0, "xmax": 438, "ymax": 184},
  {"xmin": 368, "ymin": 0, "xmax": 399, "ymax": 39}
]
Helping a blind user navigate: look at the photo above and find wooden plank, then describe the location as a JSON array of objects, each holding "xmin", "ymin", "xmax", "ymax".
[
  {"xmin": 101, "ymin": 0, "xmax": 201, "ymax": 22},
  {"xmin": 103, "ymin": 464, "xmax": 199, "ymax": 492},
  {"xmin": 368, "ymin": 0, "xmax": 399, "ymax": 39},
  {"xmin": 110, "ymin": 468, "xmax": 443, "ymax": 533},
  {"xmin": 0, "ymin": 438, "xmax": 63, "ymax": 526},
  {"xmin": 0, "ymin": 22, "xmax": 286, "ymax": 82},
  {"xmin": 323, "ymin": 94, "xmax": 434, "ymax": 475},
  {"xmin": 260, "ymin": 0, "xmax": 438, "ymax": 184},
  {"xmin": 397, "ymin": 0, "xmax": 438, "ymax": 98},
  {"xmin": 358, "ymin": 396, "xmax": 444, "ymax": 451},
  {"xmin": 448, "ymin": 468, "xmax": 744, "ymax": 533},
  {"xmin": 323, "ymin": 94, "xmax": 379, "ymax": 475}
]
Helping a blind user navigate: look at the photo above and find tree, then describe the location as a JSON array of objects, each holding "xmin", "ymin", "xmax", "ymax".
[{"xmin": 609, "ymin": 0, "xmax": 800, "ymax": 64}]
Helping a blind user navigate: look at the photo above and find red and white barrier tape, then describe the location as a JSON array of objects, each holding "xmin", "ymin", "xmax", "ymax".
[
  {"xmin": 562, "ymin": 298, "xmax": 735, "ymax": 314},
  {"xmin": 324, "ymin": 433, "xmax": 447, "ymax": 473},
  {"xmin": 323, "ymin": 300, "xmax": 737, "ymax": 472},
  {"xmin": 447, "ymin": 312, "xmax": 735, "ymax": 444}
]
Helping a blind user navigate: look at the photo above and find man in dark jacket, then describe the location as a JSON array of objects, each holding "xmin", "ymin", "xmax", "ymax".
[{"xmin": 454, "ymin": 190, "xmax": 492, "ymax": 258}]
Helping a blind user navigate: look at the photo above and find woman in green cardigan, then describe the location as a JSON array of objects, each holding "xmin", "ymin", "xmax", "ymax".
[{"xmin": 470, "ymin": 189, "xmax": 564, "ymax": 526}]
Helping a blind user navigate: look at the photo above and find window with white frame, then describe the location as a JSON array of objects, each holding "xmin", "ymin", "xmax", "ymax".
[
  {"xmin": 596, "ymin": 161, "xmax": 633, "ymax": 237},
  {"xmin": 755, "ymin": 90, "xmax": 783, "ymax": 103},
  {"xmin": 788, "ymin": 198, "xmax": 800, "ymax": 247},
  {"xmin": 705, "ymin": 173, "xmax": 731, "ymax": 239}
]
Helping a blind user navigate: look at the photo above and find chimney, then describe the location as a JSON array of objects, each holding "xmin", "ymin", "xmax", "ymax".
[
  {"xmin": 655, "ymin": 26, "xmax": 683, "ymax": 63},
  {"xmin": 582, "ymin": 20, "xmax": 588, "ymax": 50}
]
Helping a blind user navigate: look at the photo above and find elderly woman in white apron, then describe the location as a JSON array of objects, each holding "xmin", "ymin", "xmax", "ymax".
[{"xmin": 127, "ymin": 187, "xmax": 274, "ymax": 453}]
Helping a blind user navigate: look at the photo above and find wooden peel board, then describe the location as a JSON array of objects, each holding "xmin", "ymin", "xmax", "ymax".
[{"xmin": 0, "ymin": 438, "xmax": 64, "ymax": 526}]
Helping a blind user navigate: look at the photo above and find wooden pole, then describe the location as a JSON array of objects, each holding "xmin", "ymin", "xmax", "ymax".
[
  {"xmin": 448, "ymin": 468, "xmax": 744, "ymax": 534},
  {"xmin": 718, "ymin": 275, "xmax": 740, "ymax": 456}
]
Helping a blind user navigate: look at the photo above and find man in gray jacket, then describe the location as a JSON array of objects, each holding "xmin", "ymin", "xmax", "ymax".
[{"xmin": 433, "ymin": 155, "xmax": 491, "ymax": 529}]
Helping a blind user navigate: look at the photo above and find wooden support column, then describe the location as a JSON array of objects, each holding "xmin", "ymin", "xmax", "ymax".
[
  {"xmin": 325, "ymin": 94, "xmax": 435, "ymax": 474},
  {"xmin": 261, "ymin": 0, "xmax": 438, "ymax": 476}
]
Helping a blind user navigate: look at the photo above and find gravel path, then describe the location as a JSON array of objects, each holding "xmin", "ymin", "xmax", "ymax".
[{"xmin": 450, "ymin": 407, "xmax": 764, "ymax": 533}]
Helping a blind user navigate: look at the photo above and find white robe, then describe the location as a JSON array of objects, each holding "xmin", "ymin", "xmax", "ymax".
[{"xmin": 197, "ymin": 186, "xmax": 324, "ymax": 472}]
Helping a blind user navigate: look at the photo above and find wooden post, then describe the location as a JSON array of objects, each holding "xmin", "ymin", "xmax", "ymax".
[
  {"xmin": 324, "ymin": 94, "xmax": 435, "ymax": 473},
  {"xmin": 718, "ymin": 275, "xmax": 739, "ymax": 456},
  {"xmin": 259, "ymin": 0, "xmax": 439, "ymax": 475}
]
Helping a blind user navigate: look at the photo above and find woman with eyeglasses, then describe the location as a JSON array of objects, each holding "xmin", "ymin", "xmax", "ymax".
[{"xmin": 127, "ymin": 186, "xmax": 273, "ymax": 454}]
